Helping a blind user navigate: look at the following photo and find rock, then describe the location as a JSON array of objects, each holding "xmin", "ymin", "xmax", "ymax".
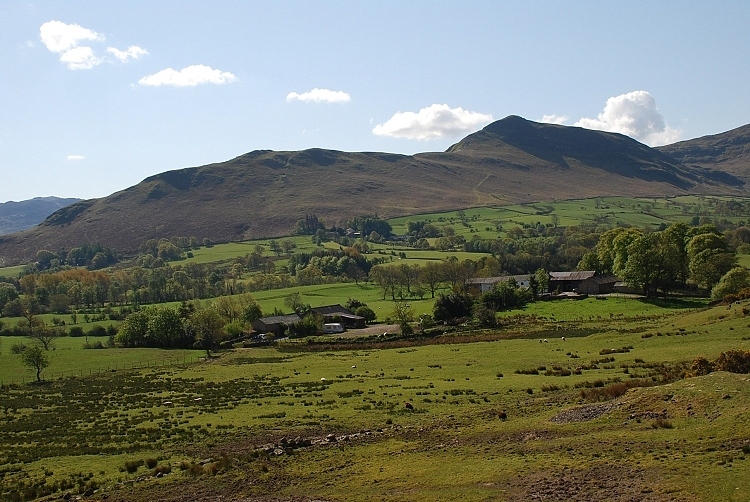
[{"xmin": 326, "ymin": 433, "xmax": 337, "ymax": 442}]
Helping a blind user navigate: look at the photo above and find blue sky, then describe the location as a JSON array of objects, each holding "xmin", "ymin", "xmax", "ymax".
[{"xmin": 1, "ymin": 1, "xmax": 749, "ymax": 202}]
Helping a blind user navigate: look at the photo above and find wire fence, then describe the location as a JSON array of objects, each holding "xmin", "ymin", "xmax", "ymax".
[{"xmin": 0, "ymin": 353, "xmax": 203, "ymax": 387}]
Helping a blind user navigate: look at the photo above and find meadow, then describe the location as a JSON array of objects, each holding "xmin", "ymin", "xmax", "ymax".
[{"xmin": 2, "ymin": 296, "xmax": 750, "ymax": 501}]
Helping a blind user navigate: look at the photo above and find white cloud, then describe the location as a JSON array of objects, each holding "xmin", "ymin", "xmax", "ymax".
[
  {"xmin": 286, "ymin": 88, "xmax": 351, "ymax": 103},
  {"xmin": 66, "ymin": 154, "xmax": 85, "ymax": 161},
  {"xmin": 107, "ymin": 45, "xmax": 148, "ymax": 62},
  {"xmin": 372, "ymin": 104, "xmax": 493, "ymax": 140},
  {"xmin": 540, "ymin": 114, "xmax": 569, "ymax": 125},
  {"xmin": 574, "ymin": 91, "xmax": 681, "ymax": 146},
  {"xmin": 59, "ymin": 46, "xmax": 102, "ymax": 70},
  {"xmin": 40, "ymin": 20, "xmax": 103, "ymax": 53},
  {"xmin": 138, "ymin": 65, "xmax": 237, "ymax": 87}
]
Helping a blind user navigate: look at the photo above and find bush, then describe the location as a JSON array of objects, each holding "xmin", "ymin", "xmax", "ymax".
[
  {"xmin": 691, "ymin": 356, "xmax": 714, "ymax": 376},
  {"xmin": 10, "ymin": 342, "xmax": 27, "ymax": 354},
  {"xmin": 123, "ymin": 459, "xmax": 143, "ymax": 474},
  {"xmin": 713, "ymin": 349, "xmax": 750, "ymax": 374}
]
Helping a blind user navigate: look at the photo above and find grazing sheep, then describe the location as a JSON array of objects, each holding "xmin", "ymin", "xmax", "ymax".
[
  {"xmin": 543, "ymin": 339, "xmax": 548, "ymax": 343},
  {"xmin": 404, "ymin": 402, "xmax": 414, "ymax": 410},
  {"xmin": 539, "ymin": 339, "xmax": 543, "ymax": 343},
  {"xmin": 162, "ymin": 401, "xmax": 173, "ymax": 407},
  {"xmin": 561, "ymin": 336, "xmax": 566, "ymax": 342},
  {"xmin": 320, "ymin": 377, "xmax": 327, "ymax": 382},
  {"xmin": 193, "ymin": 397, "xmax": 203, "ymax": 402},
  {"xmin": 352, "ymin": 365, "xmax": 357, "ymax": 369},
  {"xmin": 498, "ymin": 410, "xmax": 507, "ymax": 421}
]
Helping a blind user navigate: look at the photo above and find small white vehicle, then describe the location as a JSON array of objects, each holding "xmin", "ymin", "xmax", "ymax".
[{"xmin": 322, "ymin": 323, "xmax": 345, "ymax": 334}]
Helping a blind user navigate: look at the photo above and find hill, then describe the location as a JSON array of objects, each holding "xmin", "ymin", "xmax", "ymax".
[
  {"xmin": 0, "ymin": 116, "xmax": 746, "ymax": 265},
  {"xmin": 0, "ymin": 196, "xmax": 81, "ymax": 236},
  {"xmin": 657, "ymin": 122, "xmax": 750, "ymax": 180}
]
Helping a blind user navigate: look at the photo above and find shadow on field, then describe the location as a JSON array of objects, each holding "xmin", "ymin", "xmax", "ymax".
[{"xmin": 638, "ymin": 297, "xmax": 708, "ymax": 309}]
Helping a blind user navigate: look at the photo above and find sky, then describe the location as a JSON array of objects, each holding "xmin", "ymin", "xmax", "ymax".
[{"xmin": 1, "ymin": 1, "xmax": 750, "ymax": 203}]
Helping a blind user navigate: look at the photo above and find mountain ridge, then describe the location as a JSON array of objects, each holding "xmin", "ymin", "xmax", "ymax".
[
  {"xmin": 0, "ymin": 196, "xmax": 81, "ymax": 237},
  {"xmin": 0, "ymin": 116, "xmax": 747, "ymax": 265}
]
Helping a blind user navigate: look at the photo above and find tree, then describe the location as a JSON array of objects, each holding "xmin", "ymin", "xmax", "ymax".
[
  {"xmin": 688, "ymin": 232, "xmax": 736, "ymax": 290},
  {"xmin": 241, "ymin": 301, "xmax": 264, "ymax": 324},
  {"xmin": 433, "ymin": 292, "xmax": 473, "ymax": 324},
  {"xmin": 27, "ymin": 322, "xmax": 60, "ymax": 351},
  {"xmin": 284, "ymin": 292, "xmax": 307, "ymax": 313},
  {"xmin": 191, "ymin": 307, "xmax": 226, "ymax": 357},
  {"xmin": 355, "ymin": 305, "xmax": 376, "ymax": 324},
  {"xmin": 391, "ymin": 301, "xmax": 415, "ymax": 335},
  {"xmin": 712, "ymin": 267, "xmax": 750, "ymax": 300},
  {"xmin": 20, "ymin": 345, "xmax": 50, "ymax": 382},
  {"xmin": 269, "ymin": 240, "xmax": 282, "ymax": 256}
]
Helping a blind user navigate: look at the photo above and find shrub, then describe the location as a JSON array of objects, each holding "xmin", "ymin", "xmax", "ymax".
[
  {"xmin": 691, "ymin": 356, "xmax": 714, "ymax": 376},
  {"xmin": 652, "ymin": 418, "xmax": 674, "ymax": 429},
  {"xmin": 123, "ymin": 459, "xmax": 143, "ymax": 474},
  {"xmin": 714, "ymin": 349, "xmax": 750, "ymax": 374},
  {"xmin": 10, "ymin": 342, "xmax": 27, "ymax": 354},
  {"xmin": 145, "ymin": 458, "xmax": 158, "ymax": 469}
]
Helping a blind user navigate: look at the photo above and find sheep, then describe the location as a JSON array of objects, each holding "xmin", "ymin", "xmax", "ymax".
[
  {"xmin": 162, "ymin": 401, "xmax": 173, "ymax": 407},
  {"xmin": 561, "ymin": 336, "xmax": 566, "ymax": 342},
  {"xmin": 193, "ymin": 397, "xmax": 203, "ymax": 402},
  {"xmin": 404, "ymin": 402, "xmax": 414, "ymax": 410},
  {"xmin": 351, "ymin": 365, "xmax": 357, "ymax": 369},
  {"xmin": 320, "ymin": 377, "xmax": 327, "ymax": 382},
  {"xmin": 539, "ymin": 339, "xmax": 543, "ymax": 343},
  {"xmin": 543, "ymin": 339, "xmax": 548, "ymax": 343}
]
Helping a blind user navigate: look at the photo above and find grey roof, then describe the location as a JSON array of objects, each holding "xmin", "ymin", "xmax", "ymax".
[
  {"xmin": 466, "ymin": 275, "xmax": 531, "ymax": 285},
  {"xmin": 256, "ymin": 314, "xmax": 301, "ymax": 325},
  {"xmin": 549, "ymin": 271, "xmax": 597, "ymax": 281},
  {"xmin": 312, "ymin": 304, "xmax": 354, "ymax": 316}
]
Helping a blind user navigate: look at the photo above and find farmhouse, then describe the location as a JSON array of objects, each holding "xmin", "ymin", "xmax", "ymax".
[
  {"xmin": 311, "ymin": 304, "xmax": 366, "ymax": 329},
  {"xmin": 252, "ymin": 313, "xmax": 302, "ymax": 336},
  {"xmin": 548, "ymin": 271, "xmax": 618, "ymax": 295},
  {"xmin": 466, "ymin": 275, "xmax": 533, "ymax": 294}
]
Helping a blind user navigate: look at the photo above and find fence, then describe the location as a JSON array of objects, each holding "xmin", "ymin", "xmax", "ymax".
[{"xmin": 0, "ymin": 354, "xmax": 202, "ymax": 387}]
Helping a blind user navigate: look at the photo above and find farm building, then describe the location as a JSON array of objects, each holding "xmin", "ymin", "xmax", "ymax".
[
  {"xmin": 311, "ymin": 305, "xmax": 366, "ymax": 329},
  {"xmin": 548, "ymin": 271, "xmax": 618, "ymax": 295},
  {"xmin": 466, "ymin": 275, "xmax": 533, "ymax": 294},
  {"xmin": 252, "ymin": 313, "xmax": 302, "ymax": 336}
]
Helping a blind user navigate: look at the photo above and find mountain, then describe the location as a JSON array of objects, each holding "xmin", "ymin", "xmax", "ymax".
[
  {"xmin": 0, "ymin": 116, "xmax": 746, "ymax": 265},
  {"xmin": 0, "ymin": 197, "xmax": 81, "ymax": 236},
  {"xmin": 657, "ymin": 123, "xmax": 750, "ymax": 181}
]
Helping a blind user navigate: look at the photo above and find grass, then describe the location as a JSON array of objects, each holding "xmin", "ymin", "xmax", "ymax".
[
  {"xmin": 3, "ymin": 298, "xmax": 750, "ymax": 500},
  {"xmin": 0, "ymin": 264, "xmax": 24, "ymax": 278}
]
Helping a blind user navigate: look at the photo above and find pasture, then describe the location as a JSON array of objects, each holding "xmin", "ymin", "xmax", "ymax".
[{"xmin": 2, "ymin": 297, "xmax": 750, "ymax": 501}]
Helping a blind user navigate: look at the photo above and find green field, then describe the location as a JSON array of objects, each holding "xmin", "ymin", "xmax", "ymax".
[{"xmin": 3, "ymin": 297, "xmax": 750, "ymax": 501}]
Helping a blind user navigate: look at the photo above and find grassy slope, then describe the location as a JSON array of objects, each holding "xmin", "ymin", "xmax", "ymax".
[{"xmin": 3, "ymin": 299, "xmax": 750, "ymax": 500}]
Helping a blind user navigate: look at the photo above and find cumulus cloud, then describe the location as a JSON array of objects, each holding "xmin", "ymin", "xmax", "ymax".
[
  {"xmin": 574, "ymin": 91, "xmax": 680, "ymax": 146},
  {"xmin": 286, "ymin": 88, "xmax": 351, "ymax": 103},
  {"xmin": 540, "ymin": 114, "xmax": 569, "ymax": 125},
  {"xmin": 40, "ymin": 20, "xmax": 103, "ymax": 53},
  {"xmin": 66, "ymin": 154, "xmax": 85, "ymax": 161},
  {"xmin": 59, "ymin": 46, "xmax": 102, "ymax": 70},
  {"xmin": 40, "ymin": 20, "xmax": 146, "ymax": 70},
  {"xmin": 138, "ymin": 65, "xmax": 237, "ymax": 87},
  {"xmin": 106, "ymin": 45, "xmax": 148, "ymax": 62},
  {"xmin": 372, "ymin": 104, "xmax": 493, "ymax": 140}
]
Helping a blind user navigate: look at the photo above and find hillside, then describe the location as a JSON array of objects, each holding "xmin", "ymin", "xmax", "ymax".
[
  {"xmin": 0, "ymin": 116, "xmax": 746, "ymax": 265},
  {"xmin": 657, "ymin": 122, "xmax": 750, "ymax": 180},
  {"xmin": 0, "ymin": 196, "xmax": 81, "ymax": 236}
]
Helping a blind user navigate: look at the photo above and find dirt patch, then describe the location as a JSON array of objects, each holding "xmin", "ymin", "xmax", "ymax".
[{"xmin": 502, "ymin": 464, "xmax": 694, "ymax": 502}]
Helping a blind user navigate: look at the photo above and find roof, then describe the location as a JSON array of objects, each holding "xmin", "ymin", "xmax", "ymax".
[
  {"xmin": 312, "ymin": 304, "xmax": 354, "ymax": 316},
  {"xmin": 466, "ymin": 275, "xmax": 531, "ymax": 285},
  {"xmin": 549, "ymin": 271, "xmax": 597, "ymax": 281},
  {"xmin": 340, "ymin": 313, "xmax": 365, "ymax": 321},
  {"xmin": 256, "ymin": 314, "xmax": 301, "ymax": 325}
]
